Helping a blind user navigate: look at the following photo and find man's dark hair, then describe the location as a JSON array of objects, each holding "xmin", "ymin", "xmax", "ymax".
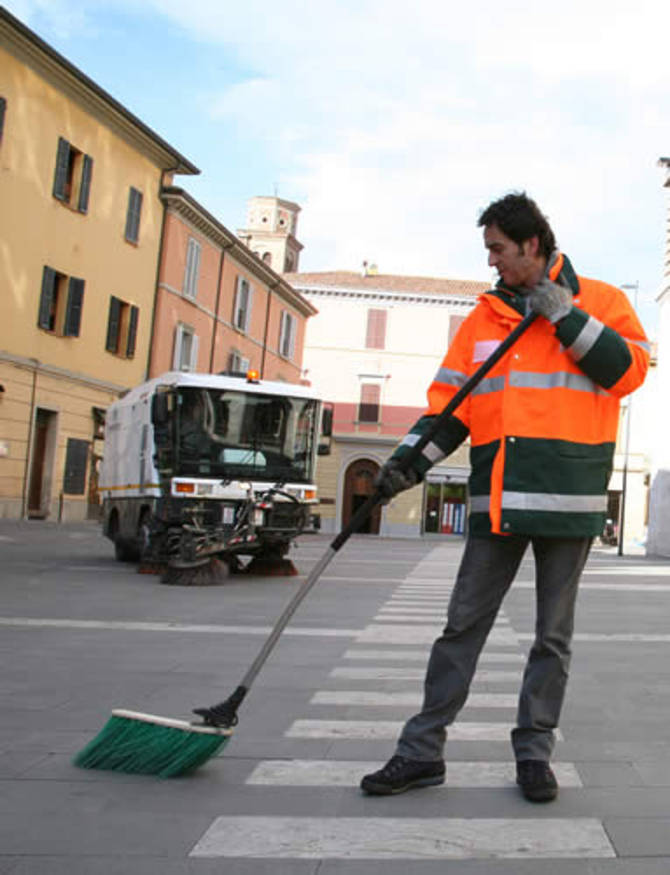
[{"xmin": 478, "ymin": 192, "xmax": 556, "ymax": 259}]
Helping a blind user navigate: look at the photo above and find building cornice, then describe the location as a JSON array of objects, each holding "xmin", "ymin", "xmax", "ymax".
[
  {"xmin": 293, "ymin": 284, "xmax": 477, "ymax": 309},
  {"xmin": 0, "ymin": 350, "xmax": 129, "ymax": 395},
  {"xmin": 0, "ymin": 7, "xmax": 198, "ymax": 175}
]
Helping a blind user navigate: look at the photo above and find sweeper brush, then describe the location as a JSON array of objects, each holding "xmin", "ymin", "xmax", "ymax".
[
  {"xmin": 72, "ymin": 710, "xmax": 232, "ymax": 778},
  {"xmin": 72, "ymin": 312, "xmax": 537, "ymax": 778}
]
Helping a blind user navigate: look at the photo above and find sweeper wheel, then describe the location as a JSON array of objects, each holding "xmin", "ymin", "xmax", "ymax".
[{"xmin": 161, "ymin": 557, "xmax": 229, "ymax": 586}]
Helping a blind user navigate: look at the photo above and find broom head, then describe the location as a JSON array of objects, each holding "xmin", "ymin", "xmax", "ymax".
[{"xmin": 73, "ymin": 709, "xmax": 233, "ymax": 778}]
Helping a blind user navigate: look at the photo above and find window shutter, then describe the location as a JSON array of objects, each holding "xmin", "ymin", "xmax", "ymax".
[
  {"xmin": 245, "ymin": 283, "xmax": 253, "ymax": 332},
  {"xmin": 77, "ymin": 155, "xmax": 93, "ymax": 213},
  {"xmin": 126, "ymin": 305, "xmax": 139, "ymax": 358},
  {"xmin": 38, "ymin": 266, "xmax": 57, "ymax": 330},
  {"xmin": 366, "ymin": 309, "xmax": 387, "ymax": 349},
  {"xmin": 173, "ymin": 324, "xmax": 184, "ymax": 369},
  {"xmin": 63, "ymin": 438, "xmax": 89, "ymax": 494},
  {"xmin": 0, "ymin": 97, "xmax": 6, "ymax": 142},
  {"xmin": 64, "ymin": 277, "xmax": 84, "ymax": 336},
  {"xmin": 125, "ymin": 188, "xmax": 142, "ymax": 243},
  {"xmin": 189, "ymin": 334, "xmax": 199, "ymax": 372},
  {"xmin": 359, "ymin": 384, "xmax": 381, "ymax": 423},
  {"xmin": 53, "ymin": 137, "xmax": 70, "ymax": 200},
  {"xmin": 105, "ymin": 296, "xmax": 122, "ymax": 353},
  {"xmin": 184, "ymin": 238, "xmax": 201, "ymax": 298}
]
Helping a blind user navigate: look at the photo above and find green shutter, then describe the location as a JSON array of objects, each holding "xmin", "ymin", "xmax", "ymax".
[
  {"xmin": 0, "ymin": 97, "xmax": 6, "ymax": 142},
  {"xmin": 38, "ymin": 266, "xmax": 57, "ymax": 330},
  {"xmin": 52, "ymin": 137, "xmax": 70, "ymax": 200},
  {"xmin": 106, "ymin": 296, "xmax": 122, "ymax": 353},
  {"xmin": 125, "ymin": 188, "xmax": 143, "ymax": 242},
  {"xmin": 77, "ymin": 155, "xmax": 93, "ymax": 213},
  {"xmin": 64, "ymin": 278, "xmax": 84, "ymax": 336}
]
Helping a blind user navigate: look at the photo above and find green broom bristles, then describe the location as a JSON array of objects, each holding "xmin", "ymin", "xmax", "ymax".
[{"xmin": 73, "ymin": 709, "xmax": 233, "ymax": 778}]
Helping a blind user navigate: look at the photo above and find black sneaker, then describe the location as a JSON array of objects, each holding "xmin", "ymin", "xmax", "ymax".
[
  {"xmin": 516, "ymin": 759, "xmax": 558, "ymax": 802},
  {"xmin": 360, "ymin": 755, "xmax": 445, "ymax": 796}
]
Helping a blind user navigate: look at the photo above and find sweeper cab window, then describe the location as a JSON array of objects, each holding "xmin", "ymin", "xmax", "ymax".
[{"xmin": 172, "ymin": 387, "xmax": 318, "ymax": 482}]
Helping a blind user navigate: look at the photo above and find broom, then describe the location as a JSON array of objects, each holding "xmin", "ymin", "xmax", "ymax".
[{"xmin": 73, "ymin": 311, "xmax": 537, "ymax": 777}]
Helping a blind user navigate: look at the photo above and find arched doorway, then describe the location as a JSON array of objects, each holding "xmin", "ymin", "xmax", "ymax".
[{"xmin": 342, "ymin": 458, "xmax": 382, "ymax": 534}]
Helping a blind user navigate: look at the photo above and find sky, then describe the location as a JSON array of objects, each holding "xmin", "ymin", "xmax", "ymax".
[{"xmin": 6, "ymin": 0, "xmax": 670, "ymax": 336}]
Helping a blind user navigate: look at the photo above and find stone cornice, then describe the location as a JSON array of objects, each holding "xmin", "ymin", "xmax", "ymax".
[{"xmin": 294, "ymin": 284, "xmax": 477, "ymax": 309}]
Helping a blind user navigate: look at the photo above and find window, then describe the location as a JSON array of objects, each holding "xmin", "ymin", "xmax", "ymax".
[
  {"xmin": 262, "ymin": 252, "xmax": 272, "ymax": 265},
  {"xmin": 173, "ymin": 323, "xmax": 199, "ymax": 372},
  {"xmin": 52, "ymin": 137, "xmax": 93, "ymax": 213},
  {"xmin": 183, "ymin": 238, "xmax": 201, "ymax": 299},
  {"xmin": 358, "ymin": 384, "xmax": 381, "ymax": 423},
  {"xmin": 124, "ymin": 187, "xmax": 143, "ymax": 244},
  {"xmin": 365, "ymin": 308, "xmax": 387, "ymax": 349},
  {"xmin": 37, "ymin": 266, "xmax": 84, "ymax": 337},
  {"xmin": 279, "ymin": 310, "xmax": 296, "ymax": 359},
  {"xmin": 0, "ymin": 97, "xmax": 6, "ymax": 143},
  {"xmin": 105, "ymin": 296, "xmax": 139, "ymax": 358},
  {"xmin": 233, "ymin": 276, "xmax": 252, "ymax": 332},
  {"xmin": 228, "ymin": 351, "xmax": 250, "ymax": 374}
]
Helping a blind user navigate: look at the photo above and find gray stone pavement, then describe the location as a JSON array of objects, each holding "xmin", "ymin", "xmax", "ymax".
[{"xmin": 1, "ymin": 519, "xmax": 670, "ymax": 872}]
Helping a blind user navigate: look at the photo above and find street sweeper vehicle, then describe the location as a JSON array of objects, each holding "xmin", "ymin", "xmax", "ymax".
[{"xmin": 99, "ymin": 370, "xmax": 331, "ymax": 581}]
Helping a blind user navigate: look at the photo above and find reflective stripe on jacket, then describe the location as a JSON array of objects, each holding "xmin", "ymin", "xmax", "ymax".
[{"xmin": 395, "ymin": 253, "xmax": 650, "ymax": 538}]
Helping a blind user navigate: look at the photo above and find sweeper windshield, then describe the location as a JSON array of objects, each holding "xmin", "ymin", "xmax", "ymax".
[{"xmin": 173, "ymin": 387, "xmax": 318, "ymax": 483}]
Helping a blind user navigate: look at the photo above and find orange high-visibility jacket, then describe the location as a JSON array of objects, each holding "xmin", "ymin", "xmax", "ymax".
[{"xmin": 393, "ymin": 253, "xmax": 650, "ymax": 537}]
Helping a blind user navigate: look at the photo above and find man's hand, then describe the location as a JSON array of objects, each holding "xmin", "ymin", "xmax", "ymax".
[
  {"xmin": 374, "ymin": 459, "xmax": 418, "ymax": 502},
  {"xmin": 528, "ymin": 278, "xmax": 573, "ymax": 324}
]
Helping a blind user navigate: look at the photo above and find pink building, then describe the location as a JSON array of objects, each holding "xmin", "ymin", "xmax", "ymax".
[{"xmin": 148, "ymin": 187, "xmax": 316, "ymax": 381}]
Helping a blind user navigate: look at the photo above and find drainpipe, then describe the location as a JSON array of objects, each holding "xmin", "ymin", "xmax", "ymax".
[
  {"xmin": 209, "ymin": 243, "xmax": 228, "ymax": 373},
  {"xmin": 146, "ymin": 171, "xmax": 175, "ymax": 380},
  {"xmin": 260, "ymin": 282, "xmax": 276, "ymax": 379},
  {"xmin": 21, "ymin": 360, "xmax": 38, "ymax": 519}
]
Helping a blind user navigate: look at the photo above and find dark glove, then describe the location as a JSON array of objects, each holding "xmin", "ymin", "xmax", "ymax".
[
  {"xmin": 375, "ymin": 459, "xmax": 419, "ymax": 501},
  {"xmin": 528, "ymin": 278, "xmax": 573, "ymax": 324}
]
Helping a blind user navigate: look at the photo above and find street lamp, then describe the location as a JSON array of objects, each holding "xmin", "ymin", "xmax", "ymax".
[{"xmin": 617, "ymin": 282, "xmax": 639, "ymax": 555}]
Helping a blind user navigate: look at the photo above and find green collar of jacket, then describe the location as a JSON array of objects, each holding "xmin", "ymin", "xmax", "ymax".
[{"xmin": 485, "ymin": 252, "xmax": 580, "ymax": 315}]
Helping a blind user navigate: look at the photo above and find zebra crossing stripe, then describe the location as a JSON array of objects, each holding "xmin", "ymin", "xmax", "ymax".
[
  {"xmin": 246, "ymin": 759, "xmax": 582, "ymax": 787},
  {"xmin": 284, "ymin": 719, "xmax": 564, "ymax": 741},
  {"xmin": 190, "ymin": 816, "xmax": 613, "ymax": 859},
  {"xmin": 342, "ymin": 648, "xmax": 524, "ymax": 663},
  {"xmin": 331, "ymin": 666, "xmax": 521, "ymax": 682},
  {"xmin": 356, "ymin": 625, "xmax": 519, "ymax": 645},
  {"xmin": 311, "ymin": 690, "xmax": 517, "ymax": 707}
]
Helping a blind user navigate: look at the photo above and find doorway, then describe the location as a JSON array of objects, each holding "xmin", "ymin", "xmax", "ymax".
[
  {"xmin": 27, "ymin": 408, "xmax": 58, "ymax": 518},
  {"xmin": 342, "ymin": 458, "xmax": 381, "ymax": 534},
  {"xmin": 423, "ymin": 481, "xmax": 467, "ymax": 535}
]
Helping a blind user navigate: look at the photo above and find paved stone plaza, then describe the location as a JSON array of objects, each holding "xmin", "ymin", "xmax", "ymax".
[{"xmin": 1, "ymin": 519, "xmax": 670, "ymax": 873}]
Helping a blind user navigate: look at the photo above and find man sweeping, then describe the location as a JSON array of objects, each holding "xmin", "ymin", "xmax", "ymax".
[{"xmin": 360, "ymin": 192, "xmax": 649, "ymax": 802}]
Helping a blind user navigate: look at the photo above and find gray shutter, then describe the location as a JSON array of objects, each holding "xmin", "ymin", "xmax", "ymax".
[
  {"xmin": 105, "ymin": 296, "xmax": 122, "ymax": 352},
  {"xmin": 172, "ymin": 324, "xmax": 184, "ymax": 369},
  {"xmin": 126, "ymin": 305, "xmax": 139, "ymax": 358},
  {"xmin": 38, "ymin": 266, "xmax": 57, "ymax": 329},
  {"xmin": 125, "ymin": 188, "xmax": 143, "ymax": 243},
  {"xmin": 64, "ymin": 277, "xmax": 84, "ymax": 336},
  {"xmin": 77, "ymin": 155, "xmax": 93, "ymax": 213},
  {"xmin": 245, "ymin": 283, "xmax": 253, "ymax": 332},
  {"xmin": 52, "ymin": 137, "xmax": 70, "ymax": 200},
  {"xmin": 63, "ymin": 438, "xmax": 89, "ymax": 494}
]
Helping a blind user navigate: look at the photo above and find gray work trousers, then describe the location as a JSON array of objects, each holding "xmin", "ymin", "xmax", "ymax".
[{"xmin": 395, "ymin": 534, "xmax": 592, "ymax": 763}]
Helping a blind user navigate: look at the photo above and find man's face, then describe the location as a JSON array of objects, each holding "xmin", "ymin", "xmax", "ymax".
[{"xmin": 483, "ymin": 223, "xmax": 542, "ymax": 289}]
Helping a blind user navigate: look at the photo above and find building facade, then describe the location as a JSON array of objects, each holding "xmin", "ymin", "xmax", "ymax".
[
  {"xmin": 149, "ymin": 188, "xmax": 316, "ymax": 382},
  {"xmin": 286, "ymin": 269, "xmax": 488, "ymax": 537},
  {"xmin": 647, "ymin": 157, "xmax": 670, "ymax": 556},
  {"xmin": 0, "ymin": 9, "xmax": 197, "ymax": 520}
]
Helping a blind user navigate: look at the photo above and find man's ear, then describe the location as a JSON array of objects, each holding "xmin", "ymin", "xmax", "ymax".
[{"xmin": 523, "ymin": 236, "xmax": 540, "ymax": 258}]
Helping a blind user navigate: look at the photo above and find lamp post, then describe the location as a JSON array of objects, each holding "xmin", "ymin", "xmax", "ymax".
[{"xmin": 617, "ymin": 282, "xmax": 639, "ymax": 555}]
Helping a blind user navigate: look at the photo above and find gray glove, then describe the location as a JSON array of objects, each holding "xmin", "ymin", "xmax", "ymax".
[
  {"xmin": 528, "ymin": 278, "xmax": 573, "ymax": 324},
  {"xmin": 375, "ymin": 459, "xmax": 418, "ymax": 501}
]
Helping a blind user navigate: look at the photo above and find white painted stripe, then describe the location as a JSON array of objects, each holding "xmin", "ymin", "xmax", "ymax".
[
  {"xmin": 520, "ymin": 632, "xmax": 670, "ymax": 643},
  {"xmin": 331, "ymin": 667, "xmax": 521, "ymax": 682},
  {"xmin": 311, "ymin": 691, "xmax": 517, "ymax": 708},
  {"xmin": 190, "ymin": 817, "xmax": 611, "ymax": 859},
  {"xmin": 246, "ymin": 759, "xmax": 582, "ymax": 788},
  {"xmin": 286, "ymin": 719, "xmax": 551, "ymax": 741},
  {"xmin": 357, "ymin": 625, "xmax": 519, "ymax": 645},
  {"xmin": 0, "ymin": 617, "xmax": 359, "ymax": 637},
  {"xmin": 342, "ymin": 648, "xmax": 524, "ymax": 663},
  {"xmin": 583, "ymin": 566, "xmax": 670, "ymax": 576}
]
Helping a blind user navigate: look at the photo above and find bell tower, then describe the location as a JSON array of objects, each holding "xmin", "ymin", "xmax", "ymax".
[{"xmin": 237, "ymin": 196, "xmax": 303, "ymax": 273}]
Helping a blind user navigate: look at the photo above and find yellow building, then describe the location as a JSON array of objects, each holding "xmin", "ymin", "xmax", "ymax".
[{"xmin": 0, "ymin": 8, "xmax": 198, "ymax": 520}]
